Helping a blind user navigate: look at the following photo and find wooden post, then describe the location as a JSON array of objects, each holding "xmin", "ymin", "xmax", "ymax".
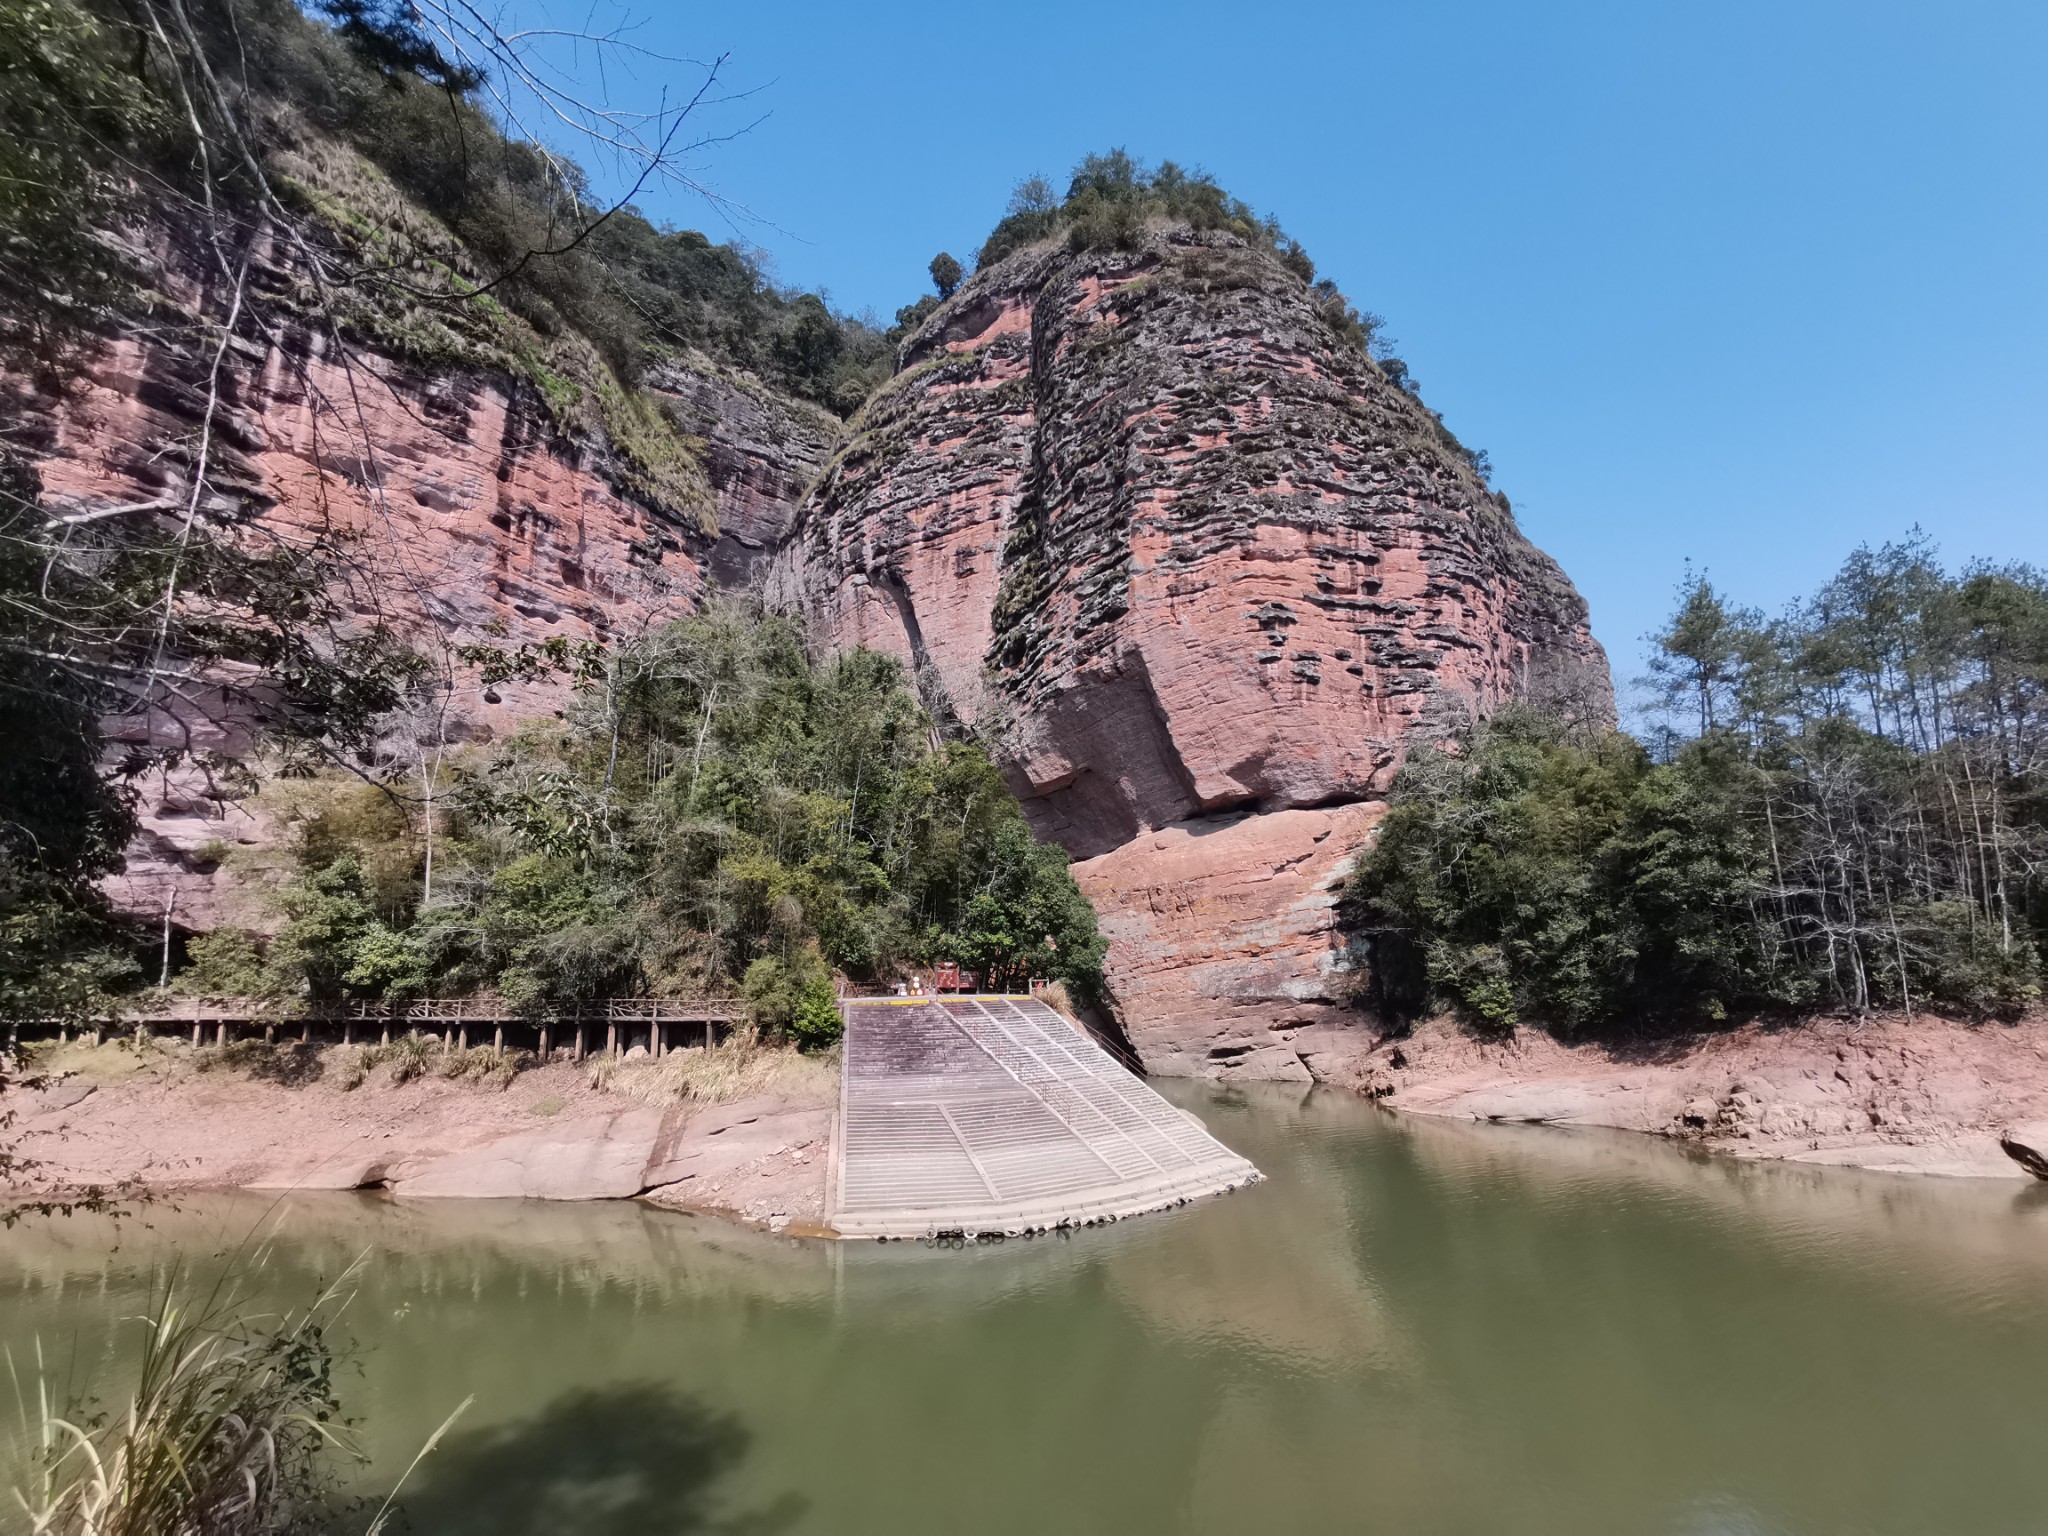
[
  {"xmin": 539, "ymin": 1024, "xmax": 552, "ymax": 1061},
  {"xmin": 652, "ymin": 1021, "xmax": 665, "ymax": 1057},
  {"xmin": 493, "ymin": 1025, "xmax": 504, "ymax": 1056},
  {"xmin": 264, "ymin": 1022, "xmax": 276, "ymax": 1043},
  {"xmin": 89, "ymin": 1025, "xmax": 103, "ymax": 1047},
  {"xmin": 216, "ymin": 1021, "xmax": 227, "ymax": 1047},
  {"xmin": 573, "ymin": 1024, "xmax": 586, "ymax": 1062},
  {"xmin": 299, "ymin": 1020, "xmax": 310, "ymax": 1044},
  {"xmin": 343, "ymin": 1020, "xmax": 354, "ymax": 1046},
  {"xmin": 380, "ymin": 1022, "xmax": 391, "ymax": 1046},
  {"xmin": 606, "ymin": 1021, "xmax": 618, "ymax": 1057},
  {"xmin": 457, "ymin": 1025, "xmax": 468, "ymax": 1052},
  {"xmin": 192, "ymin": 1023, "xmax": 202, "ymax": 1049}
]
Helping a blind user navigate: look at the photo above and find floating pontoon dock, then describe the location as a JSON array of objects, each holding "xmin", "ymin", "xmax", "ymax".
[{"xmin": 829, "ymin": 995, "xmax": 1260, "ymax": 1238}]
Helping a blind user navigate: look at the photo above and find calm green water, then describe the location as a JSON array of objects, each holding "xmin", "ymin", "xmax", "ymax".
[{"xmin": 8, "ymin": 1084, "xmax": 2048, "ymax": 1535}]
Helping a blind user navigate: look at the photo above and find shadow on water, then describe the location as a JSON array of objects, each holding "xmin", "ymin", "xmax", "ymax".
[{"xmin": 390, "ymin": 1383, "xmax": 805, "ymax": 1536}]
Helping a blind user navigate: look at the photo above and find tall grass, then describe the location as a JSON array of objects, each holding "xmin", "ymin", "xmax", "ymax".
[
  {"xmin": 10, "ymin": 1250, "xmax": 360, "ymax": 1534},
  {"xmin": 7, "ymin": 1246, "xmax": 468, "ymax": 1536},
  {"xmin": 341, "ymin": 1037, "xmax": 534, "ymax": 1090},
  {"xmin": 596, "ymin": 1031, "xmax": 838, "ymax": 1107}
]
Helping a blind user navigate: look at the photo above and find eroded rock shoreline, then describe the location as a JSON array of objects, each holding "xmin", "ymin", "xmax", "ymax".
[
  {"xmin": 4, "ymin": 1049, "xmax": 836, "ymax": 1234},
  {"xmin": 1313, "ymin": 1010, "xmax": 2048, "ymax": 1181},
  {"xmin": 11, "ymin": 1011, "xmax": 2048, "ymax": 1243}
]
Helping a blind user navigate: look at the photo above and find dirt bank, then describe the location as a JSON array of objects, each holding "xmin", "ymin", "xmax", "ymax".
[
  {"xmin": 1310, "ymin": 1011, "xmax": 2048, "ymax": 1179},
  {"xmin": 3, "ymin": 1039, "xmax": 835, "ymax": 1233}
]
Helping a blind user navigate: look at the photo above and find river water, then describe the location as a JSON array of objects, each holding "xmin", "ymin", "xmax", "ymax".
[{"xmin": 6, "ymin": 1083, "xmax": 2048, "ymax": 1535}]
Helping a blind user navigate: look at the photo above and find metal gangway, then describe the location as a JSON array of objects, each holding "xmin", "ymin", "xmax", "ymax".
[{"xmin": 830, "ymin": 994, "xmax": 1260, "ymax": 1238}]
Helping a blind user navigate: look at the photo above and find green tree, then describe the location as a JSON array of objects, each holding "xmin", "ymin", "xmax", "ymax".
[
  {"xmin": 929, "ymin": 252, "xmax": 963, "ymax": 299},
  {"xmin": 1346, "ymin": 544, "xmax": 2048, "ymax": 1037},
  {"xmin": 1644, "ymin": 569, "xmax": 1767, "ymax": 737}
]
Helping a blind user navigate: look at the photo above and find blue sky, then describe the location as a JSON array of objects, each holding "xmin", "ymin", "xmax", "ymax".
[{"xmin": 543, "ymin": 0, "xmax": 2046, "ymax": 703}]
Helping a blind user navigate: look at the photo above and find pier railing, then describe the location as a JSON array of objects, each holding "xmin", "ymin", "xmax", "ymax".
[{"xmin": 11, "ymin": 996, "xmax": 744, "ymax": 1061}]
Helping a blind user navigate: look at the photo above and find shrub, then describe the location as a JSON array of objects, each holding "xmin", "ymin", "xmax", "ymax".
[
  {"xmin": 977, "ymin": 151, "xmax": 1284, "ymax": 268},
  {"xmin": 741, "ymin": 947, "xmax": 831, "ymax": 1040},
  {"xmin": 789, "ymin": 975, "xmax": 843, "ymax": 1050}
]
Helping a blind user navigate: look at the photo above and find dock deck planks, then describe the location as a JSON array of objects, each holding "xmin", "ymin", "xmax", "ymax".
[{"xmin": 830, "ymin": 996, "xmax": 1260, "ymax": 1237}]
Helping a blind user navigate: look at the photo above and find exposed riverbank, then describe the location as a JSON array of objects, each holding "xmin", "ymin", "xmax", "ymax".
[
  {"xmin": 14, "ymin": 1011, "xmax": 2048, "ymax": 1230},
  {"xmin": 1310, "ymin": 1009, "xmax": 2048, "ymax": 1179},
  {"xmin": 3, "ymin": 1039, "xmax": 835, "ymax": 1231}
]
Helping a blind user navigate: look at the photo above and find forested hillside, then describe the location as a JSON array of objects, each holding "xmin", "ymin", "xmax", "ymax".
[
  {"xmin": 184, "ymin": 602, "xmax": 1104, "ymax": 1033},
  {"xmin": 1345, "ymin": 536, "xmax": 2047, "ymax": 1034}
]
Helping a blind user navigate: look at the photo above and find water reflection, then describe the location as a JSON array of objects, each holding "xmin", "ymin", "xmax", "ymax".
[{"xmin": 6, "ymin": 1087, "xmax": 2048, "ymax": 1536}]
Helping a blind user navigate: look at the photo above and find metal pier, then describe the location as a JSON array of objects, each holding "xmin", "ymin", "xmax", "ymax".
[{"xmin": 830, "ymin": 996, "xmax": 1259, "ymax": 1238}]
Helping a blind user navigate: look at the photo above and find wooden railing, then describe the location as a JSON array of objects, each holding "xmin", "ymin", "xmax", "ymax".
[{"xmin": 12, "ymin": 996, "xmax": 743, "ymax": 1060}]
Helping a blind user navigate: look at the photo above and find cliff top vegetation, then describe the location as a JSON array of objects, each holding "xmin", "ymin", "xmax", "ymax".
[
  {"xmin": 929, "ymin": 148, "xmax": 1492, "ymax": 483},
  {"xmin": 0, "ymin": 0, "xmax": 892, "ymax": 415}
]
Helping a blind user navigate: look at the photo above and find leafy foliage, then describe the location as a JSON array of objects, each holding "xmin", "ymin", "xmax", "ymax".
[
  {"xmin": 245, "ymin": 0, "xmax": 892, "ymax": 411},
  {"xmin": 977, "ymin": 149, "xmax": 1307, "ymax": 270},
  {"xmin": 0, "ymin": 0, "xmax": 170, "ymax": 363},
  {"xmin": 250, "ymin": 602, "xmax": 1103, "ymax": 1033},
  {"xmin": 1346, "ymin": 539, "xmax": 2048, "ymax": 1036}
]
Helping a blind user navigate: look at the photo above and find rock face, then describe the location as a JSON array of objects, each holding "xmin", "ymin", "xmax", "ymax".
[
  {"xmin": 13, "ymin": 204, "xmax": 1610, "ymax": 1069},
  {"xmin": 1070, "ymin": 803, "xmax": 1383, "ymax": 1078},
  {"xmin": 8, "ymin": 260, "xmax": 837, "ymax": 930},
  {"xmin": 647, "ymin": 358, "xmax": 839, "ymax": 590},
  {"xmin": 770, "ymin": 228, "xmax": 1610, "ymax": 1069}
]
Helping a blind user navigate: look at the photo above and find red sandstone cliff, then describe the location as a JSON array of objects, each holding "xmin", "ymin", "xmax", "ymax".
[
  {"xmin": 769, "ymin": 229, "xmax": 1611, "ymax": 1073},
  {"xmin": 11, "ymin": 199, "xmax": 1610, "ymax": 1073},
  {"xmin": 6, "ymin": 221, "xmax": 837, "ymax": 931}
]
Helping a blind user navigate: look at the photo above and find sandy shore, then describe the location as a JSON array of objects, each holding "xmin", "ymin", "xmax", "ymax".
[
  {"xmin": 1302, "ymin": 1010, "xmax": 2048, "ymax": 1179},
  {"xmin": 3, "ymin": 1040, "xmax": 835, "ymax": 1233}
]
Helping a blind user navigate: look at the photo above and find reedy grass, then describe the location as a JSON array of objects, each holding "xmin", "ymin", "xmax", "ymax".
[
  {"xmin": 596, "ymin": 1031, "xmax": 838, "ymax": 1107},
  {"xmin": 338, "ymin": 1037, "xmax": 533, "ymax": 1091},
  {"xmin": 7, "ymin": 1242, "xmax": 469, "ymax": 1536},
  {"xmin": 9, "ymin": 1247, "xmax": 360, "ymax": 1535}
]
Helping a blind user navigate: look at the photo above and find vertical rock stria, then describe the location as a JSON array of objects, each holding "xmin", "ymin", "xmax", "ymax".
[
  {"xmin": 8, "ymin": 263, "xmax": 837, "ymax": 931},
  {"xmin": 11, "ymin": 192, "xmax": 1609, "ymax": 1076},
  {"xmin": 770, "ymin": 228, "xmax": 1611, "ymax": 1074}
]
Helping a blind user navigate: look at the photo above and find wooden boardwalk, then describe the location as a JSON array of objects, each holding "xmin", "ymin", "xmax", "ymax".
[
  {"xmin": 829, "ymin": 996, "xmax": 1260, "ymax": 1238},
  {"xmin": 14, "ymin": 997, "xmax": 741, "ymax": 1058}
]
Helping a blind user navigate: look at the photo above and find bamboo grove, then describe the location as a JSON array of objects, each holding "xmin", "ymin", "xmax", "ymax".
[{"xmin": 1345, "ymin": 535, "xmax": 2047, "ymax": 1036}]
